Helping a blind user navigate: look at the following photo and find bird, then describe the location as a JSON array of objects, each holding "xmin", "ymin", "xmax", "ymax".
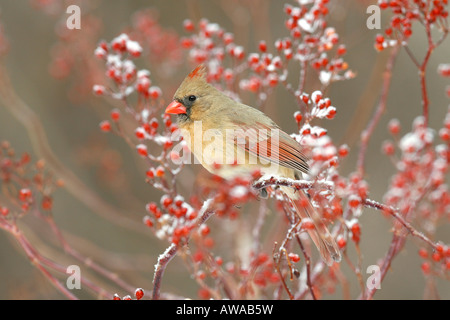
[{"xmin": 165, "ymin": 65, "xmax": 341, "ymax": 266}]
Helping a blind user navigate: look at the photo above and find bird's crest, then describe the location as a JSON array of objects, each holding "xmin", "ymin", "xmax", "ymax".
[
  {"xmin": 173, "ymin": 64, "xmax": 213, "ymax": 101},
  {"xmin": 188, "ymin": 64, "xmax": 207, "ymax": 80}
]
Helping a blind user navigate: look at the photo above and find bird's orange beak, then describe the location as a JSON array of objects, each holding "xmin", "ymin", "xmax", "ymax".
[{"xmin": 165, "ymin": 101, "xmax": 186, "ymax": 114}]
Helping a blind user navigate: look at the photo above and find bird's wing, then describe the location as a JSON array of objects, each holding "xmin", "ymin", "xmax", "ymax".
[{"xmin": 232, "ymin": 121, "xmax": 310, "ymax": 174}]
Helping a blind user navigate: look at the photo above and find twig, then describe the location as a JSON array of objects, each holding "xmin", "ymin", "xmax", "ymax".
[
  {"xmin": 362, "ymin": 198, "xmax": 438, "ymax": 250},
  {"xmin": 295, "ymin": 234, "xmax": 316, "ymax": 300},
  {"xmin": 357, "ymin": 45, "xmax": 400, "ymax": 175},
  {"xmin": 152, "ymin": 243, "xmax": 179, "ymax": 300}
]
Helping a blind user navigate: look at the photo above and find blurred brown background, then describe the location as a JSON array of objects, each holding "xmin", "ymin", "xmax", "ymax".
[{"xmin": 0, "ymin": 0, "xmax": 448, "ymax": 299}]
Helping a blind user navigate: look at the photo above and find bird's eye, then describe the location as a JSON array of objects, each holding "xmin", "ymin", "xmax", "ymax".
[{"xmin": 188, "ymin": 95, "xmax": 196, "ymax": 102}]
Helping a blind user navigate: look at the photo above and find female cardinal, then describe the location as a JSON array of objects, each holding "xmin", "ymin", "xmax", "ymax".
[{"xmin": 165, "ymin": 65, "xmax": 341, "ymax": 266}]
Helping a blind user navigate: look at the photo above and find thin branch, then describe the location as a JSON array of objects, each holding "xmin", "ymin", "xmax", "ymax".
[
  {"xmin": 0, "ymin": 63, "xmax": 145, "ymax": 235},
  {"xmin": 253, "ymin": 176, "xmax": 440, "ymax": 251},
  {"xmin": 362, "ymin": 198, "xmax": 438, "ymax": 250},
  {"xmin": 152, "ymin": 243, "xmax": 179, "ymax": 300},
  {"xmin": 151, "ymin": 198, "xmax": 216, "ymax": 300},
  {"xmin": 357, "ymin": 45, "xmax": 400, "ymax": 175},
  {"xmin": 295, "ymin": 234, "xmax": 316, "ymax": 300}
]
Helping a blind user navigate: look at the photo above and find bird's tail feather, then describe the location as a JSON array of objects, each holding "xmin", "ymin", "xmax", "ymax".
[{"xmin": 281, "ymin": 186, "xmax": 341, "ymax": 266}]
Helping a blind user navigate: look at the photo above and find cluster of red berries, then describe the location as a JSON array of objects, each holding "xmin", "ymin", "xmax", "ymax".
[
  {"xmin": 379, "ymin": 113, "xmax": 450, "ymax": 277},
  {"xmin": 0, "ymin": 142, "xmax": 61, "ymax": 216},
  {"xmin": 143, "ymin": 194, "xmax": 200, "ymax": 246},
  {"xmin": 181, "ymin": 18, "xmax": 246, "ymax": 85},
  {"xmin": 93, "ymin": 35, "xmax": 182, "ymax": 172},
  {"xmin": 196, "ymin": 171, "xmax": 259, "ymax": 219},
  {"xmin": 130, "ymin": 9, "xmax": 183, "ymax": 73},
  {"xmin": 93, "ymin": 33, "xmax": 144, "ymax": 94},
  {"xmin": 382, "ymin": 115, "xmax": 449, "ymax": 214},
  {"xmin": 113, "ymin": 288, "xmax": 145, "ymax": 300},
  {"xmin": 282, "ymin": 1, "xmax": 354, "ymax": 86},
  {"xmin": 375, "ymin": 0, "xmax": 448, "ymax": 51},
  {"xmin": 418, "ymin": 243, "xmax": 450, "ymax": 276}
]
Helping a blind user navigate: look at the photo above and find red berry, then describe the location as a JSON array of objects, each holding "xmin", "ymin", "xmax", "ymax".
[
  {"xmin": 326, "ymin": 107, "xmax": 336, "ymax": 119},
  {"xmin": 215, "ymin": 256, "xmax": 223, "ymax": 266},
  {"xmin": 338, "ymin": 144, "xmax": 349, "ymax": 157},
  {"xmin": 375, "ymin": 34, "xmax": 384, "ymax": 44},
  {"xmin": 288, "ymin": 253, "xmax": 300, "ymax": 263},
  {"xmin": 41, "ymin": 197, "xmax": 53, "ymax": 210},
  {"xmin": 388, "ymin": 119, "xmax": 401, "ymax": 135},
  {"xmin": 193, "ymin": 251, "xmax": 204, "ymax": 263},
  {"xmin": 164, "ymin": 140, "xmax": 173, "ymax": 150},
  {"xmin": 162, "ymin": 196, "xmax": 172, "ymax": 207},
  {"xmin": 93, "ymin": 85, "xmax": 106, "ymax": 95},
  {"xmin": 155, "ymin": 166, "xmax": 165, "ymax": 177},
  {"xmin": 150, "ymin": 119, "xmax": 159, "ymax": 129},
  {"xmin": 198, "ymin": 288, "xmax": 210, "ymax": 299},
  {"xmin": 348, "ymin": 195, "xmax": 361, "ymax": 208},
  {"xmin": 382, "ymin": 141, "xmax": 395, "ymax": 155},
  {"xmin": 294, "ymin": 111, "xmax": 303, "ymax": 123},
  {"xmin": 110, "ymin": 109, "xmax": 120, "ymax": 121},
  {"xmin": 196, "ymin": 270, "xmax": 206, "ymax": 280},
  {"xmin": 421, "ymin": 261, "xmax": 431, "ymax": 275},
  {"xmin": 259, "ymin": 40, "xmax": 267, "ymax": 52},
  {"xmin": 337, "ymin": 45, "xmax": 346, "ymax": 55},
  {"xmin": 136, "ymin": 144, "xmax": 148, "ymax": 157},
  {"xmin": 146, "ymin": 202, "xmax": 158, "ymax": 213},
  {"xmin": 135, "ymin": 127, "xmax": 146, "ymax": 139},
  {"xmin": 148, "ymin": 86, "xmax": 161, "ymax": 99},
  {"xmin": 0, "ymin": 206, "xmax": 9, "ymax": 216},
  {"xmin": 199, "ymin": 224, "xmax": 210, "ymax": 236},
  {"xmin": 432, "ymin": 252, "xmax": 441, "ymax": 262},
  {"xmin": 135, "ymin": 288, "xmax": 144, "ymax": 300},
  {"xmin": 143, "ymin": 216, "xmax": 153, "ymax": 227},
  {"xmin": 99, "ymin": 120, "xmax": 111, "ymax": 132},
  {"xmin": 136, "ymin": 76, "xmax": 151, "ymax": 94},
  {"xmin": 418, "ymin": 248, "xmax": 428, "ymax": 258},
  {"xmin": 439, "ymin": 128, "xmax": 450, "ymax": 141},
  {"xmin": 302, "ymin": 218, "xmax": 315, "ymax": 230},
  {"xmin": 337, "ymin": 237, "xmax": 346, "ymax": 249},
  {"xmin": 19, "ymin": 188, "xmax": 32, "ymax": 201},
  {"xmin": 350, "ymin": 222, "xmax": 361, "ymax": 235},
  {"xmin": 183, "ymin": 19, "xmax": 195, "ymax": 32},
  {"xmin": 146, "ymin": 168, "xmax": 154, "ymax": 179}
]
